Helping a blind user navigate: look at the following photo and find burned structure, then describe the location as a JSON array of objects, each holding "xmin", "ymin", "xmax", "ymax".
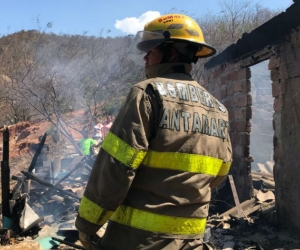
[
  {"xmin": 203, "ymin": 0, "xmax": 300, "ymax": 229},
  {"xmin": 1, "ymin": 2, "xmax": 300, "ymax": 249}
]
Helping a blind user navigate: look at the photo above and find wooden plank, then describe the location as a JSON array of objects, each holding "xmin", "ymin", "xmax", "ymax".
[{"xmin": 228, "ymin": 175, "xmax": 243, "ymax": 219}]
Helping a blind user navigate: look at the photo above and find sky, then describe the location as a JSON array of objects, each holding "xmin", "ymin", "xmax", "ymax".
[{"xmin": 0, "ymin": 0, "xmax": 294, "ymax": 38}]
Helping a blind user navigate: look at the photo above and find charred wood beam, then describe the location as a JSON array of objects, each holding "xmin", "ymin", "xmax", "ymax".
[
  {"xmin": 39, "ymin": 157, "xmax": 87, "ymax": 200},
  {"xmin": 28, "ymin": 133, "xmax": 47, "ymax": 173},
  {"xmin": 11, "ymin": 133, "xmax": 48, "ymax": 197},
  {"xmin": 228, "ymin": 175, "xmax": 243, "ymax": 219},
  {"xmin": 21, "ymin": 171, "xmax": 80, "ymax": 201},
  {"xmin": 0, "ymin": 228, "xmax": 10, "ymax": 245},
  {"xmin": 1, "ymin": 127, "xmax": 11, "ymax": 220}
]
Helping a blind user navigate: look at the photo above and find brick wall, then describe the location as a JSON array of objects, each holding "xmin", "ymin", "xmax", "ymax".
[
  {"xmin": 203, "ymin": 62, "xmax": 253, "ymax": 201},
  {"xmin": 270, "ymin": 28, "xmax": 300, "ymax": 229},
  {"xmin": 202, "ymin": 1, "xmax": 300, "ymax": 230}
]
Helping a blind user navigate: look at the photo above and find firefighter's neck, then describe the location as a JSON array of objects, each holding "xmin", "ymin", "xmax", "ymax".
[{"xmin": 145, "ymin": 63, "xmax": 192, "ymax": 79}]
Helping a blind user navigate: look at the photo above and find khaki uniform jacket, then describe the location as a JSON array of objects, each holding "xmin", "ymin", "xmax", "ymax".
[{"xmin": 75, "ymin": 63, "xmax": 232, "ymax": 239}]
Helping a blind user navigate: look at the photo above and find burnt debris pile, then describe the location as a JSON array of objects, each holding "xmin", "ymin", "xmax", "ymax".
[{"xmin": 1, "ymin": 130, "xmax": 90, "ymax": 249}]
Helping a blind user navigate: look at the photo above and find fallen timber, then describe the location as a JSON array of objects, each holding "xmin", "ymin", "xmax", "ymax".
[{"xmin": 21, "ymin": 171, "xmax": 80, "ymax": 201}]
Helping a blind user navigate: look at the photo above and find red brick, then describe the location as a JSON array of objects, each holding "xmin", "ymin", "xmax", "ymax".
[
  {"xmin": 268, "ymin": 55, "xmax": 280, "ymax": 70},
  {"xmin": 273, "ymin": 98, "xmax": 282, "ymax": 112},
  {"xmin": 270, "ymin": 68, "xmax": 279, "ymax": 82},
  {"xmin": 228, "ymin": 110, "xmax": 235, "ymax": 120},
  {"xmin": 279, "ymin": 64, "xmax": 288, "ymax": 81},
  {"xmin": 281, "ymin": 80, "xmax": 286, "ymax": 94},
  {"xmin": 230, "ymin": 120, "xmax": 247, "ymax": 132},
  {"xmin": 227, "ymin": 82, "xmax": 234, "ymax": 96},
  {"xmin": 214, "ymin": 77, "xmax": 221, "ymax": 87},
  {"xmin": 221, "ymin": 75, "xmax": 229, "ymax": 85},
  {"xmin": 234, "ymin": 108, "xmax": 244, "ymax": 120},
  {"xmin": 272, "ymin": 82, "xmax": 280, "ymax": 97},
  {"xmin": 236, "ymin": 121, "xmax": 246, "ymax": 131},
  {"xmin": 233, "ymin": 81, "xmax": 245, "ymax": 93},
  {"xmin": 245, "ymin": 107, "xmax": 252, "ymax": 119},
  {"xmin": 238, "ymin": 67, "xmax": 251, "ymax": 80},
  {"xmin": 230, "ymin": 71, "xmax": 238, "ymax": 81},
  {"xmin": 247, "ymin": 94, "xmax": 252, "ymax": 106},
  {"xmin": 232, "ymin": 94, "xmax": 248, "ymax": 107},
  {"xmin": 231, "ymin": 132, "xmax": 249, "ymax": 145}
]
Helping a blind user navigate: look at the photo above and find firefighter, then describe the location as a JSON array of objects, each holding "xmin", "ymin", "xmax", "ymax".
[{"xmin": 75, "ymin": 13, "xmax": 232, "ymax": 250}]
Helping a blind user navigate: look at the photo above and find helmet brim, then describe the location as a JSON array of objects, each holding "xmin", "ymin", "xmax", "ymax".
[{"xmin": 196, "ymin": 44, "xmax": 217, "ymax": 58}]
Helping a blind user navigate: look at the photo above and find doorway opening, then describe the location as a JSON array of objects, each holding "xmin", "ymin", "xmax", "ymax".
[{"xmin": 249, "ymin": 60, "xmax": 274, "ymax": 174}]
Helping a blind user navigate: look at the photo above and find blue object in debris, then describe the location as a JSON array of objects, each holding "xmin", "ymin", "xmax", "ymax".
[
  {"xmin": 3, "ymin": 216, "xmax": 13, "ymax": 229},
  {"xmin": 34, "ymin": 235, "xmax": 65, "ymax": 250}
]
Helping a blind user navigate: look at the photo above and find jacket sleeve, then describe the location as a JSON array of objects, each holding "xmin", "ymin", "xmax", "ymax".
[{"xmin": 75, "ymin": 85, "xmax": 158, "ymax": 234}]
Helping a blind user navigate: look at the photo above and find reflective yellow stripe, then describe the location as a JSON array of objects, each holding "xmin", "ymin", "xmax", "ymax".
[
  {"xmin": 143, "ymin": 151, "xmax": 231, "ymax": 176},
  {"xmin": 110, "ymin": 205, "xmax": 206, "ymax": 235},
  {"xmin": 102, "ymin": 132, "xmax": 231, "ymax": 176},
  {"xmin": 79, "ymin": 196, "xmax": 114, "ymax": 225},
  {"xmin": 219, "ymin": 161, "xmax": 232, "ymax": 176},
  {"xmin": 101, "ymin": 132, "xmax": 147, "ymax": 169}
]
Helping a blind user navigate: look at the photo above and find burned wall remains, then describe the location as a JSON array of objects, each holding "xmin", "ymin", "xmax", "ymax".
[
  {"xmin": 203, "ymin": 0, "xmax": 300, "ymax": 229},
  {"xmin": 270, "ymin": 27, "xmax": 300, "ymax": 229}
]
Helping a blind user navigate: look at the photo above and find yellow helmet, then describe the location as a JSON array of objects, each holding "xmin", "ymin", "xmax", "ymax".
[{"xmin": 128, "ymin": 14, "xmax": 217, "ymax": 64}]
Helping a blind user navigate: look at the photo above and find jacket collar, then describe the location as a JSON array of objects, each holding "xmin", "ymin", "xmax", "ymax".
[{"xmin": 145, "ymin": 63, "xmax": 192, "ymax": 79}]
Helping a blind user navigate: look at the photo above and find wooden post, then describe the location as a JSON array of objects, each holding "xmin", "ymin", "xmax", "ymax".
[
  {"xmin": 228, "ymin": 175, "xmax": 243, "ymax": 219},
  {"xmin": 1, "ymin": 127, "xmax": 12, "ymax": 227}
]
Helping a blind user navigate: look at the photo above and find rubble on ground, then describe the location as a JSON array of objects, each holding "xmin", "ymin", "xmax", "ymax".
[
  {"xmin": 0, "ymin": 156, "xmax": 89, "ymax": 249},
  {"xmin": 1, "ymin": 132, "xmax": 299, "ymax": 249},
  {"xmin": 207, "ymin": 164, "xmax": 300, "ymax": 249}
]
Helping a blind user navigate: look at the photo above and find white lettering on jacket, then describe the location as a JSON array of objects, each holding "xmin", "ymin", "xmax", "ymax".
[
  {"xmin": 154, "ymin": 81, "xmax": 225, "ymax": 112},
  {"xmin": 154, "ymin": 81, "xmax": 229, "ymax": 139},
  {"xmin": 159, "ymin": 108, "xmax": 229, "ymax": 139}
]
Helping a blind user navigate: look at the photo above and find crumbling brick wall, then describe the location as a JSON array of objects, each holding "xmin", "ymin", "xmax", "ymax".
[
  {"xmin": 202, "ymin": 0, "xmax": 300, "ymax": 230},
  {"xmin": 203, "ymin": 63, "xmax": 253, "ymax": 202},
  {"xmin": 270, "ymin": 27, "xmax": 300, "ymax": 229}
]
